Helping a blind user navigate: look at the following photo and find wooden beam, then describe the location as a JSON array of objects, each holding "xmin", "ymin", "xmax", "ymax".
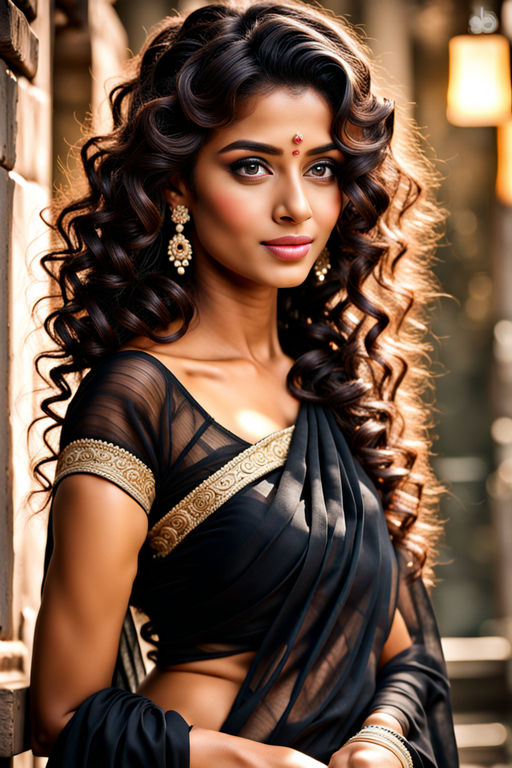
[{"xmin": 0, "ymin": 678, "xmax": 30, "ymax": 758}]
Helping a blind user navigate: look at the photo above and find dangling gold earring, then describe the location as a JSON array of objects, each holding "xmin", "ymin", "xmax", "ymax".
[
  {"xmin": 168, "ymin": 204, "xmax": 192, "ymax": 275},
  {"xmin": 314, "ymin": 247, "xmax": 331, "ymax": 282}
]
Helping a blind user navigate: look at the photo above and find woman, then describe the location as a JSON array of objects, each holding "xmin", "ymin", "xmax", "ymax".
[{"xmin": 29, "ymin": 1, "xmax": 458, "ymax": 766}]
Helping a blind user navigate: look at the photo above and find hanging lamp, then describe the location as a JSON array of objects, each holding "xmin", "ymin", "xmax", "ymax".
[{"xmin": 446, "ymin": 8, "xmax": 511, "ymax": 126}]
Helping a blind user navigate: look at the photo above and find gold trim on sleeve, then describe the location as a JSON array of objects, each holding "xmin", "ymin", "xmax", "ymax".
[
  {"xmin": 148, "ymin": 426, "xmax": 294, "ymax": 557},
  {"xmin": 55, "ymin": 438, "xmax": 155, "ymax": 514}
]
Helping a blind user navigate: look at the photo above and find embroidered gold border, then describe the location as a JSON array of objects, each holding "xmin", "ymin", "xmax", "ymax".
[
  {"xmin": 148, "ymin": 427, "xmax": 294, "ymax": 557},
  {"xmin": 55, "ymin": 438, "xmax": 155, "ymax": 514}
]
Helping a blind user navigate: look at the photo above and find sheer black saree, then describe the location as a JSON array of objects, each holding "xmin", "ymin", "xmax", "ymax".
[
  {"xmin": 212, "ymin": 405, "xmax": 457, "ymax": 767},
  {"xmin": 44, "ymin": 353, "xmax": 458, "ymax": 767}
]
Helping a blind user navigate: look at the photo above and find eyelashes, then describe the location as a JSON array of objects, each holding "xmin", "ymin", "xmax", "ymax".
[
  {"xmin": 229, "ymin": 157, "xmax": 340, "ymax": 180},
  {"xmin": 306, "ymin": 160, "xmax": 339, "ymax": 179},
  {"xmin": 230, "ymin": 158, "xmax": 268, "ymax": 177}
]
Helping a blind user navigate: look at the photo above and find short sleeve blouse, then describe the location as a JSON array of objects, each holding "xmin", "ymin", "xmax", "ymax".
[{"xmin": 53, "ymin": 350, "xmax": 302, "ymax": 667}]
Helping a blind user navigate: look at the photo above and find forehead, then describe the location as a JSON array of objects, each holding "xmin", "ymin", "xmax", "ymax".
[{"xmin": 207, "ymin": 86, "xmax": 334, "ymax": 149}]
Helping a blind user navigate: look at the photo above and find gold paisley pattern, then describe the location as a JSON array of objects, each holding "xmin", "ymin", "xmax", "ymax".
[
  {"xmin": 55, "ymin": 438, "xmax": 155, "ymax": 514},
  {"xmin": 148, "ymin": 426, "xmax": 294, "ymax": 557}
]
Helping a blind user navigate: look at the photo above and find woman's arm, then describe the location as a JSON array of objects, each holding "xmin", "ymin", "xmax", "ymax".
[
  {"xmin": 378, "ymin": 609, "xmax": 413, "ymax": 676},
  {"xmin": 327, "ymin": 609, "xmax": 413, "ymax": 768},
  {"xmin": 30, "ymin": 473, "xmax": 148, "ymax": 754},
  {"xmin": 31, "ymin": 474, "xmax": 327, "ymax": 768},
  {"xmin": 363, "ymin": 608, "xmax": 412, "ymax": 734}
]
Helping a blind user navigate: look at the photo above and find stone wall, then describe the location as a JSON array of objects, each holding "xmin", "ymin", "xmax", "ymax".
[
  {"xmin": 0, "ymin": 1, "xmax": 127, "ymax": 765},
  {"xmin": 0, "ymin": 2, "xmax": 52, "ymax": 764}
]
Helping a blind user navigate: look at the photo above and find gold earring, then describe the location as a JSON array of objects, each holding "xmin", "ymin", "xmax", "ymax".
[
  {"xmin": 314, "ymin": 247, "xmax": 331, "ymax": 282},
  {"xmin": 168, "ymin": 205, "xmax": 192, "ymax": 275}
]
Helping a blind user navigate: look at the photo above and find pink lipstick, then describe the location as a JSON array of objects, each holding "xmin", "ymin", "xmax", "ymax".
[{"xmin": 262, "ymin": 235, "xmax": 313, "ymax": 261}]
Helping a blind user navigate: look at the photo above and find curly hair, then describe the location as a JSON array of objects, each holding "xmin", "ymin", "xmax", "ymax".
[{"xmin": 31, "ymin": 0, "xmax": 447, "ymax": 580}]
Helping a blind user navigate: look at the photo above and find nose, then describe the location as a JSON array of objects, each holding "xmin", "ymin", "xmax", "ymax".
[{"xmin": 272, "ymin": 175, "xmax": 313, "ymax": 225}]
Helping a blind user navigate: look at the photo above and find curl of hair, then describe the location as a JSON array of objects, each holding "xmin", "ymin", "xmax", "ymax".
[{"xmin": 31, "ymin": 0, "xmax": 447, "ymax": 582}]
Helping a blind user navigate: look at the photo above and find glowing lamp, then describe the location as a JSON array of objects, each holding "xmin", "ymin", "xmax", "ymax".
[
  {"xmin": 496, "ymin": 119, "xmax": 512, "ymax": 204},
  {"xmin": 447, "ymin": 34, "xmax": 512, "ymax": 126}
]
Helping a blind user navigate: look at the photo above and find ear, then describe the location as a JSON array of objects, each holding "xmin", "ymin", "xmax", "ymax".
[{"xmin": 164, "ymin": 173, "xmax": 193, "ymax": 210}]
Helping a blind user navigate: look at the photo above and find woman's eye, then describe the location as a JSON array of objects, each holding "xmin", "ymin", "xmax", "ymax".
[
  {"xmin": 306, "ymin": 162, "xmax": 337, "ymax": 179},
  {"xmin": 231, "ymin": 159, "xmax": 269, "ymax": 177}
]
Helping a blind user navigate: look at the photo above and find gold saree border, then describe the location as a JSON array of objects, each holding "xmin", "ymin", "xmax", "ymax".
[
  {"xmin": 148, "ymin": 426, "xmax": 295, "ymax": 557},
  {"xmin": 55, "ymin": 438, "xmax": 155, "ymax": 514}
]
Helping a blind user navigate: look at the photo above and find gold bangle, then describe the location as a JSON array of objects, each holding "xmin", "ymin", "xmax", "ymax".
[
  {"xmin": 355, "ymin": 724, "xmax": 412, "ymax": 757},
  {"xmin": 346, "ymin": 732, "xmax": 413, "ymax": 768},
  {"xmin": 347, "ymin": 735, "xmax": 411, "ymax": 768}
]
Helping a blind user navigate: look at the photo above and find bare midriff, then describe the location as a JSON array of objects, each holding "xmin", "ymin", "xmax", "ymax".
[{"xmin": 137, "ymin": 651, "xmax": 256, "ymax": 729}]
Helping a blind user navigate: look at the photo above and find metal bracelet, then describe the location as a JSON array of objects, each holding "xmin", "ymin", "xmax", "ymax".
[
  {"xmin": 347, "ymin": 735, "xmax": 412, "ymax": 768},
  {"xmin": 362, "ymin": 723, "xmax": 410, "ymax": 745},
  {"xmin": 346, "ymin": 730, "xmax": 413, "ymax": 768}
]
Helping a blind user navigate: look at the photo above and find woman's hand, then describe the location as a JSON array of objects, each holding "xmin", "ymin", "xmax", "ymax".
[
  {"xmin": 328, "ymin": 741, "xmax": 402, "ymax": 767},
  {"xmin": 190, "ymin": 726, "xmax": 328, "ymax": 768},
  {"xmin": 328, "ymin": 712, "xmax": 407, "ymax": 767}
]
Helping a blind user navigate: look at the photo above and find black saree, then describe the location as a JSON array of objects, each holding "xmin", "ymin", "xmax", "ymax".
[{"xmin": 43, "ymin": 351, "xmax": 458, "ymax": 768}]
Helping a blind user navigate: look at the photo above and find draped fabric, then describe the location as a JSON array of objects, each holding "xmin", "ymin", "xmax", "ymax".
[
  {"xmin": 44, "ymin": 350, "xmax": 459, "ymax": 767},
  {"xmin": 47, "ymin": 689, "xmax": 191, "ymax": 768}
]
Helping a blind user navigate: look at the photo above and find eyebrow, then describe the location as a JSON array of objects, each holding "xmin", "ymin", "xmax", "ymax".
[{"xmin": 218, "ymin": 140, "xmax": 340, "ymax": 156}]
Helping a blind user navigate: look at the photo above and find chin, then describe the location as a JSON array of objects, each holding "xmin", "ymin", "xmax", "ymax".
[
  {"xmin": 269, "ymin": 266, "xmax": 315, "ymax": 289},
  {"xmin": 276, "ymin": 276, "xmax": 312, "ymax": 289}
]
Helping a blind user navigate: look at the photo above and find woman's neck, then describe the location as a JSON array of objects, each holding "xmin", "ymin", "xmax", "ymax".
[{"xmin": 189, "ymin": 267, "xmax": 282, "ymax": 364}]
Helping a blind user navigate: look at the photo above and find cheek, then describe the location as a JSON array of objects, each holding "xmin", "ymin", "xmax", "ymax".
[
  {"xmin": 201, "ymin": 189, "xmax": 261, "ymax": 235},
  {"xmin": 319, "ymin": 190, "xmax": 343, "ymax": 229}
]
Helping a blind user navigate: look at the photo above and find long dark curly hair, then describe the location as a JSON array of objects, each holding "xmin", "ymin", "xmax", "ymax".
[{"xmin": 31, "ymin": 0, "xmax": 447, "ymax": 580}]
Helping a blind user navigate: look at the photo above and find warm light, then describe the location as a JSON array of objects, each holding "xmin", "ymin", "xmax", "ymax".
[
  {"xmin": 496, "ymin": 119, "xmax": 512, "ymax": 204},
  {"xmin": 447, "ymin": 34, "xmax": 512, "ymax": 126}
]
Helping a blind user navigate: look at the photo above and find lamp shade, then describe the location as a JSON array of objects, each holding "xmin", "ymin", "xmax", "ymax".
[
  {"xmin": 447, "ymin": 34, "xmax": 512, "ymax": 126},
  {"xmin": 496, "ymin": 119, "xmax": 512, "ymax": 204}
]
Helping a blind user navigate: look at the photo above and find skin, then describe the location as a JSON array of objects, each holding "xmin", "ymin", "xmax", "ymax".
[{"xmin": 31, "ymin": 87, "xmax": 412, "ymax": 767}]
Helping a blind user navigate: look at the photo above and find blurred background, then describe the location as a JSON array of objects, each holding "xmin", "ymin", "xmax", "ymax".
[{"xmin": 0, "ymin": 0, "xmax": 511, "ymax": 765}]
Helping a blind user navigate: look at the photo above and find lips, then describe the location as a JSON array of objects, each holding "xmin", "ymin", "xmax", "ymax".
[
  {"xmin": 263, "ymin": 236, "xmax": 313, "ymax": 245},
  {"xmin": 262, "ymin": 235, "xmax": 313, "ymax": 261}
]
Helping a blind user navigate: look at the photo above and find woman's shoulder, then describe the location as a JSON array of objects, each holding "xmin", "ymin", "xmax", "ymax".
[
  {"xmin": 75, "ymin": 346, "xmax": 174, "ymax": 406},
  {"xmin": 116, "ymin": 339, "xmax": 197, "ymax": 383},
  {"xmin": 60, "ymin": 347, "xmax": 176, "ymax": 449}
]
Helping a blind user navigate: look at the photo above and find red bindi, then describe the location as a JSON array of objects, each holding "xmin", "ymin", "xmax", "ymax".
[{"xmin": 292, "ymin": 133, "xmax": 303, "ymax": 156}]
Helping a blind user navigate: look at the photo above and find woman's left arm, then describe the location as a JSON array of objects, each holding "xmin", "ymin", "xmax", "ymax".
[
  {"xmin": 362, "ymin": 608, "xmax": 413, "ymax": 734},
  {"xmin": 328, "ymin": 609, "xmax": 413, "ymax": 768}
]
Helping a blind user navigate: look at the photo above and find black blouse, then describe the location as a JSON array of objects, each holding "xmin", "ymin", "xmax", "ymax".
[{"xmin": 55, "ymin": 350, "xmax": 391, "ymax": 669}]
